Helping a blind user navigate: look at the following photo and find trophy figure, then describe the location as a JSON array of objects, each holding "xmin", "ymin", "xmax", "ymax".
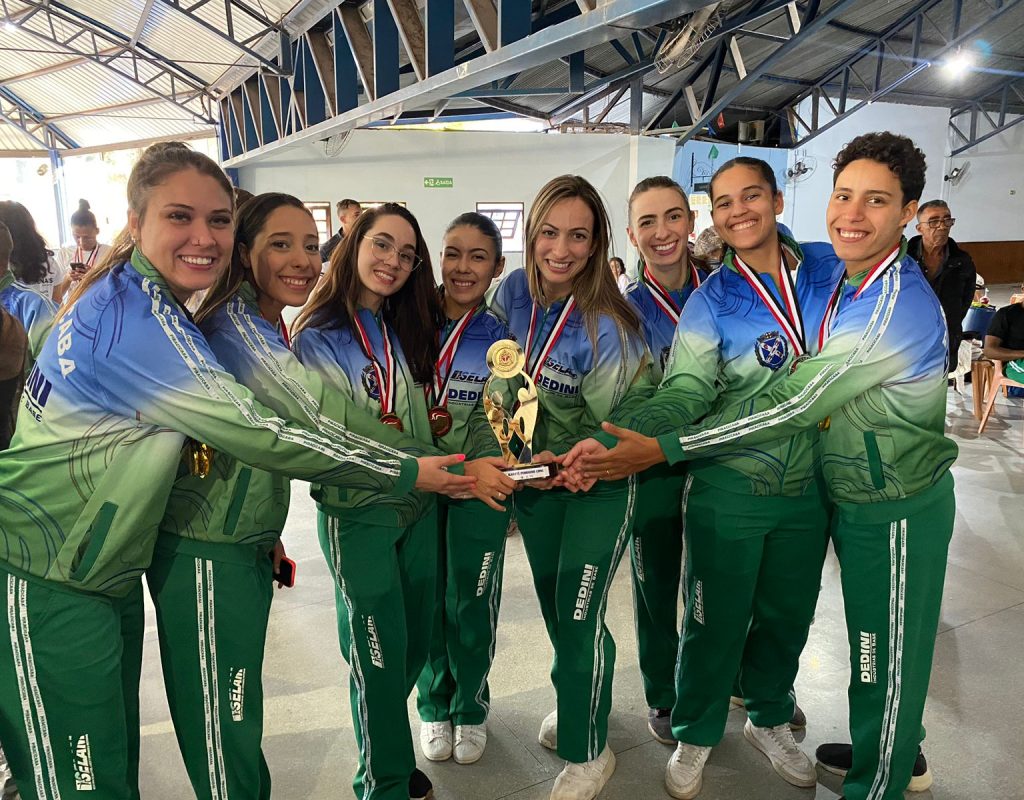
[{"xmin": 483, "ymin": 340, "xmax": 557, "ymax": 481}]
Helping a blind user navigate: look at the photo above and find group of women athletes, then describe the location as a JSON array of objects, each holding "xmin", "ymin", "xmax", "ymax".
[{"xmin": 0, "ymin": 130, "xmax": 954, "ymax": 800}]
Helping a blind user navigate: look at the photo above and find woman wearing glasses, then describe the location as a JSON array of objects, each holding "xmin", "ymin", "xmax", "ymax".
[
  {"xmin": 907, "ymin": 200, "xmax": 976, "ymax": 371},
  {"xmin": 292, "ymin": 204, "xmax": 501, "ymax": 800}
]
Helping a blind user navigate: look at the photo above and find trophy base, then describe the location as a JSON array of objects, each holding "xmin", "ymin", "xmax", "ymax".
[{"xmin": 501, "ymin": 463, "xmax": 558, "ymax": 482}]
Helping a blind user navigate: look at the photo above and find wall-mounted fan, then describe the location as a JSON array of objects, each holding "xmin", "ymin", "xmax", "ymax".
[
  {"xmin": 785, "ymin": 156, "xmax": 817, "ymax": 185},
  {"xmin": 944, "ymin": 161, "xmax": 970, "ymax": 185},
  {"xmin": 323, "ymin": 129, "xmax": 353, "ymax": 158}
]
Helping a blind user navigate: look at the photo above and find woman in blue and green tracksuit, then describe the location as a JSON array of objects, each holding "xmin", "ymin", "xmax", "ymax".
[
  {"xmin": 416, "ymin": 212, "xmax": 518, "ymax": 766},
  {"xmin": 567, "ymin": 158, "xmax": 836, "ymax": 799},
  {"xmin": 292, "ymin": 203, "xmax": 509, "ymax": 800},
  {"xmin": 490, "ymin": 175, "xmax": 648, "ymax": 800},
  {"xmin": 149, "ymin": 193, "xmax": 472, "ymax": 800},
  {"xmin": 0, "ymin": 144, "xmax": 462, "ymax": 800},
  {"xmin": 579, "ymin": 134, "xmax": 956, "ymax": 800},
  {"xmin": 1, "ymin": 220, "xmax": 56, "ymax": 366},
  {"xmin": 620, "ymin": 176, "xmax": 707, "ymax": 742}
]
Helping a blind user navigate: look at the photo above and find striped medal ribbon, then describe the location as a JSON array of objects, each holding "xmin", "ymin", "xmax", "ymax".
[
  {"xmin": 817, "ymin": 245, "xmax": 901, "ymax": 350},
  {"xmin": 734, "ymin": 245, "xmax": 807, "ymax": 358},
  {"xmin": 525, "ymin": 295, "xmax": 576, "ymax": 382},
  {"xmin": 353, "ymin": 313, "xmax": 400, "ymax": 428},
  {"xmin": 642, "ymin": 260, "xmax": 700, "ymax": 325}
]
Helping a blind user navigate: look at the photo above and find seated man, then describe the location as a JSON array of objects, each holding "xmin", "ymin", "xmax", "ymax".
[{"xmin": 983, "ymin": 287, "xmax": 1024, "ymax": 383}]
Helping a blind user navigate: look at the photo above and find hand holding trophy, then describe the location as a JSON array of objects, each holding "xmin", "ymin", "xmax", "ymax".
[{"xmin": 483, "ymin": 339, "xmax": 558, "ymax": 481}]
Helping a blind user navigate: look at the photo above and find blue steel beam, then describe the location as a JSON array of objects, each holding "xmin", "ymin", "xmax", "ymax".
[
  {"xmin": 676, "ymin": 0, "xmax": 862, "ymax": 146},
  {"xmin": 0, "ymin": 86, "xmax": 79, "ymax": 149},
  {"xmin": 950, "ymin": 74, "xmax": 1024, "ymax": 155},
  {"xmin": 788, "ymin": 0, "xmax": 1024, "ymax": 147},
  {"xmin": 373, "ymin": 0, "xmax": 400, "ymax": 98},
  {"xmin": 425, "ymin": 0, "xmax": 455, "ymax": 76}
]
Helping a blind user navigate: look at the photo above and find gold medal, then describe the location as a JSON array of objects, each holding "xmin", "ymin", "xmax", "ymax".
[
  {"xmin": 380, "ymin": 413, "xmax": 404, "ymax": 432},
  {"xmin": 486, "ymin": 339, "xmax": 526, "ymax": 379},
  {"xmin": 186, "ymin": 440, "xmax": 214, "ymax": 478}
]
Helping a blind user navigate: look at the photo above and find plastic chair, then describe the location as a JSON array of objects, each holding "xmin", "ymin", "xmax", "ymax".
[{"xmin": 977, "ymin": 360, "xmax": 1024, "ymax": 444}]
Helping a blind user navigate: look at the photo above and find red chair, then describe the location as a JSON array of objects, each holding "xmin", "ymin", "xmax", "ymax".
[{"xmin": 977, "ymin": 360, "xmax": 1024, "ymax": 444}]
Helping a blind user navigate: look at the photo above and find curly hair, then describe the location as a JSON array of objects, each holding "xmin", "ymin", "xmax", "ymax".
[{"xmin": 832, "ymin": 132, "xmax": 926, "ymax": 204}]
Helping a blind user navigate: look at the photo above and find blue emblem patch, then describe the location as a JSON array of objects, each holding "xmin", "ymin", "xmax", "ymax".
[
  {"xmin": 360, "ymin": 363, "xmax": 380, "ymax": 400},
  {"xmin": 755, "ymin": 331, "xmax": 788, "ymax": 371}
]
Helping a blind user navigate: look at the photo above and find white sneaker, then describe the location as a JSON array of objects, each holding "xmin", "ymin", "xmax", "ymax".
[
  {"xmin": 538, "ymin": 710, "xmax": 558, "ymax": 750},
  {"xmin": 453, "ymin": 723, "xmax": 487, "ymax": 764},
  {"xmin": 664, "ymin": 742, "xmax": 712, "ymax": 799},
  {"xmin": 419, "ymin": 720, "xmax": 452, "ymax": 762},
  {"xmin": 550, "ymin": 746, "xmax": 616, "ymax": 800},
  {"xmin": 742, "ymin": 719, "xmax": 816, "ymax": 787}
]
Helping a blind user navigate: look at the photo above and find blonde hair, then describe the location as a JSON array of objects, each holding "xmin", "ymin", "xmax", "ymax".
[{"xmin": 524, "ymin": 174, "xmax": 640, "ymax": 343}]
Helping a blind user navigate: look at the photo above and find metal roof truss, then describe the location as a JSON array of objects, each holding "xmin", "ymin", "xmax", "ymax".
[
  {"xmin": 949, "ymin": 72, "xmax": 1024, "ymax": 154},
  {"xmin": 219, "ymin": 0, "xmax": 697, "ymax": 164}
]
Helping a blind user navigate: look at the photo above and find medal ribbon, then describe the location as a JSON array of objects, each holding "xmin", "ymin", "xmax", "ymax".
[
  {"xmin": 278, "ymin": 319, "xmax": 290, "ymax": 350},
  {"xmin": 432, "ymin": 307, "xmax": 476, "ymax": 407},
  {"xmin": 642, "ymin": 259, "xmax": 700, "ymax": 324},
  {"xmin": 352, "ymin": 313, "xmax": 397, "ymax": 415},
  {"xmin": 817, "ymin": 245, "xmax": 901, "ymax": 350},
  {"xmin": 524, "ymin": 296, "xmax": 576, "ymax": 382},
  {"xmin": 734, "ymin": 245, "xmax": 806, "ymax": 357},
  {"xmin": 74, "ymin": 246, "xmax": 99, "ymax": 268}
]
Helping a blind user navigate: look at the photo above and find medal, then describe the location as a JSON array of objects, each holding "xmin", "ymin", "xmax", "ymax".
[
  {"xmin": 427, "ymin": 308, "xmax": 477, "ymax": 438},
  {"xmin": 380, "ymin": 413, "xmax": 404, "ymax": 431},
  {"xmin": 186, "ymin": 440, "xmax": 214, "ymax": 478},
  {"xmin": 428, "ymin": 406, "xmax": 453, "ymax": 437},
  {"xmin": 789, "ymin": 354, "xmax": 810, "ymax": 374}
]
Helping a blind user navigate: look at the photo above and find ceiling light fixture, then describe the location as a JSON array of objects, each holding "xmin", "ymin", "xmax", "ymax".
[{"xmin": 942, "ymin": 50, "xmax": 974, "ymax": 79}]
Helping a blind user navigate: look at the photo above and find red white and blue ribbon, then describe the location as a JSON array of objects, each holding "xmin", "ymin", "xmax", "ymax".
[
  {"xmin": 642, "ymin": 259, "xmax": 701, "ymax": 325},
  {"xmin": 352, "ymin": 314, "xmax": 397, "ymax": 415},
  {"xmin": 817, "ymin": 245, "xmax": 901, "ymax": 349},
  {"xmin": 525, "ymin": 295, "xmax": 576, "ymax": 382},
  {"xmin": 734, "ymin": 245, "xmax": 806, "ymax": 357},
  {"xmin": 432, "ymin": 306, "xmax": 476, "ymax": 407}
]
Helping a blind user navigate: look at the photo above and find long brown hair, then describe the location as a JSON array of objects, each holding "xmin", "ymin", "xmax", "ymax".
[
  {"xmin": 524, "ymin": 174, "xmax": 640, "ymax": 341},
  {"xmin": 62, "ymin": 141, "xmax": 233, "ymax": 313},
  {"xmin": 196, "ymin": 192, "xmax": 312, "ymax": 324},
  {"xmin": 292, "ymin": 204, "xmax": 441, "ymax": 384}
]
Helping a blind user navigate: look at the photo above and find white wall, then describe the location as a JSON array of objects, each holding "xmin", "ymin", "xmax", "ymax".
[
  {"xmin": 783, "ymin": 100, "xmax": 950, "ymax": 243},
  {"xmin": 943, "ymin": 123, "xmax": 1024, "ymax": 242},
  {"xmin": 238, "ymin": 129, "xmax": 676, "ymax": 277}
]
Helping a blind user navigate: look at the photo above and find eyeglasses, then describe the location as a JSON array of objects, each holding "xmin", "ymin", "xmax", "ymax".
[
  {"xmin": 922, "ymin": 217, "xmax": 956, "ymax": 229},
  {"xmin": 363, "ymin": 235, "xmax": 421, "ymax": 271}
]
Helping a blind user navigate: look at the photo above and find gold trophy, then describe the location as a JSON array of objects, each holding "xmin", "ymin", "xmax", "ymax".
[{"xmin": 484, "ymin": 339, "xmax": 557, "ymax": 481}]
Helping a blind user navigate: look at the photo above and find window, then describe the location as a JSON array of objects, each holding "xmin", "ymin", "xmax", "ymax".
[
  {"xmin": 305, "ymin": 202, "xmax": 332, "ymax": 241},
  {"xmin": 476, "ymin": 202, "xmax": 524, "ymax": 252}
]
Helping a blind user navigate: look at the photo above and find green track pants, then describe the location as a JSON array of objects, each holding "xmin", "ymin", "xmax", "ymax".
[
  {"xmin": 629, "ymin": 463, "xmax": 687, "ymax": 710},
  {"xmin": 319, "ymin": 510, "xmax": 437, "ymax": 800},
  {"xmin": 835, "ymin": 473, "xmax": 954, "ymax": 800},
  {"xmin": 146, "ymin": 534, "xmax": 275, "ymax": 800},
  {"xmin": 0, "ymin": 567, "xmax": 143, "ymax": 800},
  {"xmin": 515, "ymin": 480, "xmax": 636, "ymax": 763},
  {"xmin": 416, "ymin": 499, "xmax": 511, "ymax": 726},
  {"xmin": 673, "ymin": 476, "xmax": 830, "ymax": 746}
]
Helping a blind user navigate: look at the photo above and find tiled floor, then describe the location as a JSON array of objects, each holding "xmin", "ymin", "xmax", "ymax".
[{"xmin": 137, "ymin": 290, "xmax": 1024, "ymax": 799}]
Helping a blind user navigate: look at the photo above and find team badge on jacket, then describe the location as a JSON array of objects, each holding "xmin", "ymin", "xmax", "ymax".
[
  {"xmin": 755, "ymin": 331, "xmax": 789, "ymax": 371},
  {"xmin": 361, "ymin": 363, "xmax": 381, "ymax": 400}
]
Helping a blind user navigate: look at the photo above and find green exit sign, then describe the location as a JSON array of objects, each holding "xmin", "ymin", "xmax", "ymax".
[{"xmin": 424, "ymin": 177, "xmax": 453, "ymax": 188}]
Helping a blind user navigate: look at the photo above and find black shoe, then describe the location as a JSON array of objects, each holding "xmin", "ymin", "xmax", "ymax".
[
  {"xmin": 815, "ymin": 743, "xmax": 932, "ymax": 792},
  {"xmin": 789, "ymin": 703, "xmax": 807, "ymax": 730},
  {"xmin": 409, "ymin": 767, "xmax": 433, "ymax": 800},
  {"xmin": 647, "ymin": 707, "xmax": 676, "ymax": 744}
]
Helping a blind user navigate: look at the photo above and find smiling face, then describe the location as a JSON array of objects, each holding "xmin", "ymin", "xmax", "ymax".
[
  {"xmin": 441, "ymin": 224, "xmax": 504, "ymax": 315},
  {"xmin": 128, "ymin": 167, "xmax": 233, "ymax": 303},
  {"xmin": 242, "ymin": 205, "xmax": 321, "ymax": 320},
  {"xmin": 533, "ymin": 196, "xmax": 594, "ymax": 301},
  {"xmin": 827, "ymin": 158, "xmax": 918, "ymax": 276},
  {"xmin": 628, "ymin": 186, "xmax": 694, "ymax": 271},
  {"xmin": 356, "ymin": 213, "xmax": 416, "ymax": 311},
  {"xmin": 710, "ymin": 164, "xmax": 783, "ymax": 257}
]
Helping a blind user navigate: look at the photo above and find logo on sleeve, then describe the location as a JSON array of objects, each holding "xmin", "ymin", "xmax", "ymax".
[
  {"xmin": 755, "ymin": 331, "xmax": 788, "ymax": 371},
  {"xmin": 23, "ymin": 365, "xmax": 53, "ymax": 422}
]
